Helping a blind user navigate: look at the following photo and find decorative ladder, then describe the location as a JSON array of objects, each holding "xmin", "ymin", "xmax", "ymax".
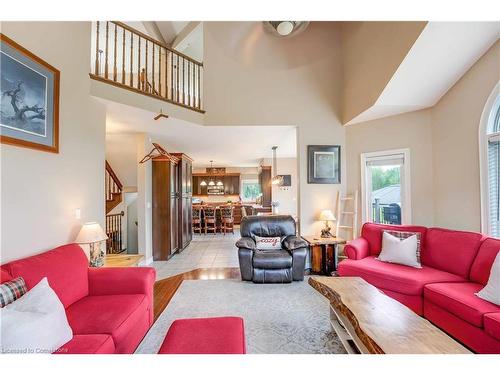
[
  {"xmin": 105, "ymin": 161, "xmax": 124, "ymax": 254},
  {"xmin": 335, "ymin": 190, "xmax": 359, "ymax": 240}
]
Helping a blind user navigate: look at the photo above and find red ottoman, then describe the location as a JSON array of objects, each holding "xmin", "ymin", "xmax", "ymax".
[{"xmin": 158, "ymin": 317, "xmax": 246, "ymax": 354}]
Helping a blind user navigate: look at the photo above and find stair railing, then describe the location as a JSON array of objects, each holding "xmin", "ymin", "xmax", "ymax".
[
  {"xmin": 90, "ymin": 21, "xmax": 204, "ymax": 113},
  {"xmin": 105, "ymin": 160, "xmax": 123, "ymax": 202},
  {"xmin": 106, "ymin": 211, "xmax": 125, "ymax": 254}
]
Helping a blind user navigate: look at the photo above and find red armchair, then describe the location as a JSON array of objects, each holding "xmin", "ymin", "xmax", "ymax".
[
  {"xmin": 1, "ymin": 244, "xmax": 155, "ymax": 354},
  {"xmin": 338, "ymin": 223, "xmax": 500, "ymax": 353}
]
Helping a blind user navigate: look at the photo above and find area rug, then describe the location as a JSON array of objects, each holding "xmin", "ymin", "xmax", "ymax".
[{"xmin": 136, "ymin": 278, "xmax": 347, "ymax": 354}]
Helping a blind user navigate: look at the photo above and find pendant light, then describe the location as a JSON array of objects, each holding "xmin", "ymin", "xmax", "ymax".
[
  {"xmin": 271, "ymin": 146, "xmax": 284, "ymax": 185},
  {"xmin": 208, "ymin": 160, "xmax": 216, "ymax": 186}
]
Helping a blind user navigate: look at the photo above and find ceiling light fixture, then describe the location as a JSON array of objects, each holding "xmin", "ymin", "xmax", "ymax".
[{"xmin": 263, "ymin": 21, "xmax": 310, "ymax": 38}]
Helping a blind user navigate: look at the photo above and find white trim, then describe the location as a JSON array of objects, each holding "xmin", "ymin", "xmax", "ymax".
[
  {"xmin": 360, "ymin": 148, "xmax": 412, "ymax": 225},
  {"xmin": 479, "ymin": 81, "xmax": 500, "ymax": 235}
]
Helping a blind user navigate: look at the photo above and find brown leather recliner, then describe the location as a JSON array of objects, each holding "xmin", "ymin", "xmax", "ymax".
[{"xmin": 235, "ymin": 215, "xmax": 308, "ymax": 283}]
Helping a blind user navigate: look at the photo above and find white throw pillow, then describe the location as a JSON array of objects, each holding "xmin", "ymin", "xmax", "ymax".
[
  {"xmin": 476, "ymin": 252, "xmax": 500, "ymax": 306},
  {"xmin": 377, "ymin": 231, "xmax": 421, "ymax": 268},
  {"xmin": 0, "ymin": 277, "xmax": 73, "ymax": 354},
  {"xmin": 254, "ymin": 235, "xmax": 282, "ymax": 250}
]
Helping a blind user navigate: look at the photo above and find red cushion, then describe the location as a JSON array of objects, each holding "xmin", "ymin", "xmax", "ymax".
[
  {"xmin": 470, "ymin": 238, "xmax": 500, "ymax": 285},
  {"xmin": 337, "ymin": 256, "xmax": 465, "ymax": 295},
  {"xmin": 484, "ymin": 313, "xmax": 500, "ymax": 340},
  {"xmin": 2, "ymin": 244, "xmax": 89, "ymax": 308},
  {"xmin": 56, "ymin": 334, "xmax": 115, "ymax": 354},
  {"xmin": 66, "ymin": 294, "xmax": 150, "ymax": 354},
  {"xmin": 158, "ymin": 317, "xmax": 246, "ymax": 354},
  {"xmin": 423, "ymin": 228, "xmax": 483, "ymax": 278},
  {"xmin": 360, "ymin": 223, "xmax": 427, "ymax": 256},
  {"xmin": 424, "ymin": 282, "xmax": 500, "ymax": 327},
  {"xmin": 0, "ymin": 268, "xmax": 12, "ymax": 282}
]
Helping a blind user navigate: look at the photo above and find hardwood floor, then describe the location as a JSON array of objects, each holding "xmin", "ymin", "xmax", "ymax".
[{"xmin": 153, "ymin": 267, "xmax": 241, "ymax": 321}]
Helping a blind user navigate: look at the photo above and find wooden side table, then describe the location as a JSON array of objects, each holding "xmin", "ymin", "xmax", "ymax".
[
  {"xmin": 302, "ymin": 236, "xmax": 346, "ymax": 276},
  {"xmin": 103, "ymin": 254, "xmax": 144, "ymax": 267}
]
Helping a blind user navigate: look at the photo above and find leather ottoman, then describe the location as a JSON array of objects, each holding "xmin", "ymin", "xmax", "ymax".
[{"xmin": 158, "ymin": 317, "xmax": 246, "ymax": 354}]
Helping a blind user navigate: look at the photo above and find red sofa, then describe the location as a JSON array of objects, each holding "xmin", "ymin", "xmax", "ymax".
[
  {"xmin": 338, "ymin": 223, "xmax": 500, "ymax": 353},
  {"xmin": 0, "ymin": 244, "xmax": 156, "ymax": 354}
]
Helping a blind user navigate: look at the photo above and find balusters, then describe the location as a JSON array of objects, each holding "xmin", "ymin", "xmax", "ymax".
[
  {"xmin": 92, "ymin": 21, "xmax": 203, "ymax": 111},
  {"xmin": 197, "ymin": 64, "xmax": 201, "ymax": 109},
  {"xmin": 113, "ymin": 23, "xmax": 117, "ymax": 81},
  {"xmin": 145, "ymin": 39, "xmax": 148, "ymax": 92},
  {"xmin": 152, "ymin": 44, "xmax": 155, "ymax": 93},
  {"xmin": 122, "ymin": 28, "xmax": 126, "ymax": 84},
  {"xmin": 104, "ymin": 22, "xmax": 109, "ymax": 79},
  {"xmin": 95, "ymin": 21, "xmax": 100, "ymax": 75},
  {"xmin": 130, "ymin": 32, "xmax": 134, "ymax": 86},
  {"xmin": 170, "ymin": 51, "xmax": 174, "ymax": 100}
]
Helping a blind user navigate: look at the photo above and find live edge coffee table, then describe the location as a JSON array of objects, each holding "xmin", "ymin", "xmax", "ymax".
[{"xmin": 309, "ymin": 276, "xmax": 471, "ymax": 354}]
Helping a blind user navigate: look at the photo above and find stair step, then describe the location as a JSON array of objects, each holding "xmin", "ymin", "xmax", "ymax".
[
  {"xmin": 341, "ymin": 212, "xmax": 354, "ymax": 215},
  {"xmin": 340, "ymin": 197, "xmax": 353, "ymax": 201},
  {"xmin": 338, "ymin": 225, "xmax": 353, "ymax": 229}
]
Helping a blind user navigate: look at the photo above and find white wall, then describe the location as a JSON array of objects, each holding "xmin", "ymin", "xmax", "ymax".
[
  {"xmin": 203, "ymin": 22, "xmax": 344, "ymax": 235},
  {"xmin": 105, "ymin": 133, "xmax": 140, "ymax": 189},
  {"xmin": 0, "ymin": 22, "xmax": 106, "ymax": 263},
  {"xmin": 345, "ymin": 109, "xmax": 435, "ymax": 230},
  {"xmin": 432, "ymin": 41, "xmax": 500, "ymax": 231},
  {"xmin": 262, "ymin": 157, "xmax": 298, "ymax": 217}
]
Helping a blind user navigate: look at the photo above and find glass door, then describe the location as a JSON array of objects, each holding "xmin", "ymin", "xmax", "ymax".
[{"xmin": 361, "ymin": 150, "xmax": 411, "ymax": 225}]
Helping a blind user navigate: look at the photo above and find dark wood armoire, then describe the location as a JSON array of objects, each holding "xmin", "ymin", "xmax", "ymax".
[
  {"xmin": 152, "ymin": 154, "xmax": 180, "ymax": 261},
  {"xmin": 172, "ymin": 153, "xmax": 193, "ymax": 251}
]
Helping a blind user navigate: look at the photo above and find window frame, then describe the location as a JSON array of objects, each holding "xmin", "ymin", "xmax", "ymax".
[
  {"xmin": 360, "ymin": 148, "xmax": 412, "ymax": 225},
  {"xmin": 479, "ymin": 82, "xmax": 500, "ymax": 237}
]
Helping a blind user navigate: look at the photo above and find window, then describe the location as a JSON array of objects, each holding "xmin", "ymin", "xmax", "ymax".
[
  {"xmin": 481, "ymin": 89, "xmax": 500, "ymax": 237},
  {"xmin": 241, "ymin": 180, "xmax": 260, "ymax": 202},
  {"xmin": 361, "ymin": 149, "xmax": 411, "ymax": 225}
]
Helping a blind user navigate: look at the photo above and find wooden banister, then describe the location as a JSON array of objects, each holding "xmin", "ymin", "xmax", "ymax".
[
  {"xmin": 106, "ymin": 211, "xmax": 125, "ymax": 254},
  {"xmin": 105, "ymin": 160, "xmax": 123, "ymax": 213},
  {"xmin": 90, "ymin": 21, "xmax": 204, "ymax": 113}
]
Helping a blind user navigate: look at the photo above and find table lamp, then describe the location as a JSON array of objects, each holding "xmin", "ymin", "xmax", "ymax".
[
  {"xmin": 75, "ymin": 222, "xmax": 108, "ymax": 267},
  {"xmin": 319, "ymin": 209, "xmax": 336, "ymax": 238}
]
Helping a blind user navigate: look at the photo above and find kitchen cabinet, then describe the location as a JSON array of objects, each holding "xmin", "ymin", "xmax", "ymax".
[{"xmin": 192, "ymin": 173, "xmax": 240, "ymax": 196}]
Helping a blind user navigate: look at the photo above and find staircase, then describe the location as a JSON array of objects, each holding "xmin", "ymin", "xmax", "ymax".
[{"xmin": 105, "ymin": 160, "xmax": 123, "ymax": 214}]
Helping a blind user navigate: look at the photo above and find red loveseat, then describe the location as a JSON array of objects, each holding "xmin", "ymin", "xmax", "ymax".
[
  {"xmin": 0, "ymin": 244, "xmax": 156, "ymax": 354},
  {"xmin": 337, "ymin": 223, "xmax": 500, "ymax": 354}
]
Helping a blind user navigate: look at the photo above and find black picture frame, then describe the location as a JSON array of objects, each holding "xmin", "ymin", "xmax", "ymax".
[{"xmin": 307, "ymin": 145, "xmax": 341, "ymax": 184}]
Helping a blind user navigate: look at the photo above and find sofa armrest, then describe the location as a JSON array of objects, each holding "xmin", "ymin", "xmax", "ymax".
[
  {"xmin": 236, "ymin": 237, "xmax": 256, "ymax": 250},
  {"xmin": 344, "ymin": 237, "xmax": 370, "ymax": 260},
  {"xmin": 238, "ymin": 248, "xmax": 253, "ymax": 281},
  {"xmin": 88, "ymin": 267, "xmax": 156, "ymax": 298},
  {"xmin": 282, "ymin": 235, "xmax": 308, "ymax": 251}
]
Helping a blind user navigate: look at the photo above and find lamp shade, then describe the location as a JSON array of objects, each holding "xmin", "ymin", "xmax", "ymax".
[
  {"xmin": 75, "ymin": 222, "xmax": 108, "ymax": 244},
  {"xmin": 319, "ymin": 209, "xmax": 336, "ymax": 221}
]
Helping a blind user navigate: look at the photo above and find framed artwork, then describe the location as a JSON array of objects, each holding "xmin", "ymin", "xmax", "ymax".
[
  {"xmin": 308, "ymin": 145, "xmax": 341, "ymax": 184},
  {"xmin": 0, "ymin": 34, "xmax": 59, "ymax": 153}
]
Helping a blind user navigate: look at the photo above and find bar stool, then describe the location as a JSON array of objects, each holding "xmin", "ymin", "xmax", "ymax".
[
  {"xmin": 192, "ymin": 205, "xmax": 203, "ymax": 234},
  {"xmin": 220, "ymin": 205, "xmax": 234, "ymax": 235},
  {"xmin": 204, "ymin": 206, "xmax": 217, "ymax": 235}
]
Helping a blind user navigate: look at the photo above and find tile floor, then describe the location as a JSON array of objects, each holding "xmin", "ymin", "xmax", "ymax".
[{"xmin": 152, "ymin": 229, "xmax": 241, "ymax": 281}]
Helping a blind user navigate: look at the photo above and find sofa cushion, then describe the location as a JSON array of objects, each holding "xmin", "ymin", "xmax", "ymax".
[
  {"xmin": 337, "ymin": 256, "xmax": 465, "ymax": 295},
  {"xmin": 484, "ymin": 313, "xmax": 500, "ymax": 340},
  {"xmin": 65, "ymin": 294, "xmax": 149, "ymax": 353},
  {"xmin": 56, "ymin": 334, "xmax": 115, "ymax": 354},
  {"xmin": 424, "ymin": 282, "xmax": 500, "ymax": 327},
  {"xmin": 423, "ymin": 228, "xmax": 483, "ymax": 278},
  {"xmin": 253, "ymin": 250, "xmax": 292, "ymax": 269},
  {"xmin": 158, "ymin": 317, "xmax": 246, "ymax": 354},
  {"xmin": 470, "ymin": 237, "xmax": 500, "ymax": 285},
  {"xmin": 360, "ymin": 223, "xmax": 427, "ymax": 257},
  {"xmin": 3, "ymin": 244, "xmax": 89, "ymax": 308}
]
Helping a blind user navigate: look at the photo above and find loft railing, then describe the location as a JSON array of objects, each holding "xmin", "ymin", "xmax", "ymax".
[
  {"xmin": 106, "ymin": 211, "xmax": 125, "ymax": 254},
  {"xmin": 90, "ymin": 21, "xmax": 204, "ymax": 113}
]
